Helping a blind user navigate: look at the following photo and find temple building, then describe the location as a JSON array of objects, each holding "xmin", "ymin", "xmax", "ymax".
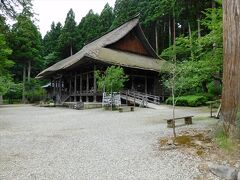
[{"xmin": 36, "ymin": 16, "xmax": 166, "ymax": 104}]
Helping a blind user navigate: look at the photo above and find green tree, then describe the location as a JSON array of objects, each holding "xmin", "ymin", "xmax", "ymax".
[
  {"xmin": 11, "ymin": 12, "xmax": 42, "ymax": 80},
  {"xmin": 111, "ymin": 0, "xmax": 139, "ymax": 28},
  {"xmin": 161, "ymin": 6, "xmax": 223, "ymax": 95},
  {"xmin": 0, "ymin": 33, "xmax": 14, "ymax": 103},
  {"xmin": 43, "ymin": 22, "xmax": 62, "ymax": 67},
  {"xmin": 95, "ymin": 66, "xmax": 128, "ymax": 93},
  {"xmin": 99, "ymin": 3, "xmax": 114, "ymax": 34},
  {"xmin": 10, "ymin": 10, "xmax": 42, "ymax": 102},
  {"xmin": 76, "ymin": 10, "xmax": 101, "ymax": 50},
  {"xmin": 58, "ymin": 9, "xmax": 77, "ymax": 58}
]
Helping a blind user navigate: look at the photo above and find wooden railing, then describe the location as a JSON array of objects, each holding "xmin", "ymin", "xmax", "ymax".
[
  {"xmin": 121, "ymin": 90, "xmax": 161, "ymax": 105},
  {"xmin": 60, "ymin": 92, "xmax": 72, "ymax": 103}
]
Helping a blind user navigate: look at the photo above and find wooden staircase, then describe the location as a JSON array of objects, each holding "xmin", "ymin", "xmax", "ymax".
[{"xmin": 120, "ymin": 90, "xmax": 162, "ymax": 109}]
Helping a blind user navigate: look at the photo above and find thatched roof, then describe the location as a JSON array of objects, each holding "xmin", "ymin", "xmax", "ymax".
[
  {"xmin": 89, "ymin": 48, "xmax": 164, "ymax": 72},
  {"xmin": 36, "ymin": 16, "xmax": 165, "ymax": 79}
]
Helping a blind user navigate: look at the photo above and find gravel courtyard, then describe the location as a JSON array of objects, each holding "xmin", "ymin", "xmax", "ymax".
[{"xmin": 0, "ymin": 105, "xmax": 217, "ymax": 180}]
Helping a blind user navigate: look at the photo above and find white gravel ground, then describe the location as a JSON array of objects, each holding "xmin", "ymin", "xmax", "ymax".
[{"xmin": 0, "ymin": 105, "xmax": 218, "ymax": 180}]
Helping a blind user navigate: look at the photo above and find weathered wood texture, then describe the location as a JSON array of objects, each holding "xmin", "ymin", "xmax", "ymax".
[
  {"xmin": 108, "ymin": 31, "xmax": 149, "ymax": 56},
  {"xmin": 166, "ymin": 116, "xmax": 193, "ymax": 128},
  {"xmin": 221, "ymin": 0, "xmax": 240, "ymax": 136}
]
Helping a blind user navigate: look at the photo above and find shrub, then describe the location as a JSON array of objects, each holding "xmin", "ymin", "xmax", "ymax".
[
  {"xmin": 25, "ymin": 79, "xmax": 46, "ymax": 103},
  {"xmin": 165, "ymin": 95, "xmax": 208, "ymax": 107},
  {"xmin": 237, "ymin": 108, "xmax": 240, "ymax": 137},
  {"xmin": 3, "ymin": 82, "xmax": 23, "ymax": 104},
  {"xmin": 207, "ymin": 81, "xmax": 222, "ymax": 96},
  {"xmin": 215, "ymin": 128, "xmax": 235, "ymax": 153},
  {"xmin": 95, "ymin": 66, "xmax": 128, "ymax": 93}
]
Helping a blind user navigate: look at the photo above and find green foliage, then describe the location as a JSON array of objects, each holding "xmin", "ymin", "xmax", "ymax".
[
  {"xmin": 0, "ymin": 0, "xmax": 223, "ymax": 107},
  {"xmin": 111, "ymin": 0, "xmax": 139, "ymax": 28},
  {"xmin": 4, "ymin": 82, "xmax": 23, "ymax": 103},
  {"xmin": 10, "ymin": 11, "xmax": 42, "ymax": 79},
  {"xmin": 207, "ymin": 81, "xmax": 222, "ymax": 96},
  {"xmin": 237, "ymin": 108, "xmax": 240, "ymax": 136},
  {"xmin": 99, "ymin": 3, "xmax": 114, "ymax": 34},
  {"xmin": 0, "ymin": 32, "xmax": 14, "ymax": 96},
  {"xmin": 166, "ymin": 95, "xmax": 208, "ymax": 107},
  {"xmin": 76, "ymin": 10, "xmax": 101, "ymax": 50},
  {"xmin": 161, "ymin": 6, "xmax": 223, "ymax": 96},
  {"xmin": 0, "ymin": 33, "xmax": 14, "ymax": 74},
  {"xmin": 43, "ymin": 52, "xmax": 59, "ymax": 67},
  {"xmin": 43, "ymin": 22, "xmax": 62, "ymax": 67},
  {"xmin": 58, "ymin": 9, "xmax": 77, "ymax": 58},
  {"xmin": 95, "ymin": 66, "xmax": 128, "ymax": 93},
  {"xmin": 215, "ymin": 128, "xmax": 235, "ymax": 153},
  {"xmin": 25, "ymin": 79, "xmax": 46, "ymax": 103},
  {"xmin": 11, "ymin": 14, "xmax": 42, "ymax": 63},
  {"xmin": 0, "ymin": 75, "xmax": 13, "ymax": 96}
]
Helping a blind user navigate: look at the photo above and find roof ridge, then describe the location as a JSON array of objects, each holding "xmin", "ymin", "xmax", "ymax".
[{"xmin": 83, "ymin": 15, "xmax": 140, "ymax": 46}]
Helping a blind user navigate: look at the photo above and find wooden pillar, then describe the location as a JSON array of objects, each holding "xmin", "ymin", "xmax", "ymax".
[
  {"xmin": 93, "ymin": 64, "xmax": 97, "ymax": 102},
  {"xmin": 131, "ymin": 76, "xmax": 134, "ymax": 90},
  {"xmin": 69, "ymin": 78, "xmax": 72, "ymax": 102},
  {"xmin": 50, "ymin": 79, "xmax": 53, "ymax": 97},
  {"xmin": 145, "ymin": 76, "xmax": 148, "ymax": 94},
  {"xmin": 74, "ymin": 72, "xmax": 77, "ymax": 102},
  {"xmin": 80, "ymin": 74, "xmax": 82, "ymax": 102},
  {"xmin": 86, "ymin": 73, "xmax": 89, "ymax": 102},
  {"xmin": 56, "ymin": 79, "xmax": 59, "ymax": 95},
  {"xmin": 59, "ymin": 78, "xmax": 62, "ymax": 100},
  {"xmin": 53, "ymin": 79, "xmax": 56, "ymax": 95},
  {"xmin": 58, "ymin": 79, "xmax": 60, "ymax": 93},
  {"xmin": 153, "ymin": 77, "xmax": 156, "ymax": 95}
]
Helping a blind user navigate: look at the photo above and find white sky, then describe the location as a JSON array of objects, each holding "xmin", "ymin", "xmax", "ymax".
[{"xmin": 32, "ymin": 0, "xmax": 116, "ymax": 36}]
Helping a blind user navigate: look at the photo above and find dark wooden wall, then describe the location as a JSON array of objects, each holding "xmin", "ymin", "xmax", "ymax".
[{"xmin": 107, "ymin": 31, "xmax": 149, "ymax": 56}]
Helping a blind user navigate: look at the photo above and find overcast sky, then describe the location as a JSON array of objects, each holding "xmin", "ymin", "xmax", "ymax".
[{"xmin": 32, "ymin": 0, "xmax": 116, "ymax": 36}]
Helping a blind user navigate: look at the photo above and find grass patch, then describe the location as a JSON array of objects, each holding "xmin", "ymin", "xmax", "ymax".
[
  {"xmin": 3, "ymin": 99, "xmax": 22, "ymax": 104},
  {"xmin": 158, "ymin": 130, "xmax": 214, "ymax": 157},
  {"xmin": 215, "ymin": 129, "xmax": 235, "ymax": 153},
  {"xmin": 165, "ymin": 95, "xmax": 208, "ymax": 107}
]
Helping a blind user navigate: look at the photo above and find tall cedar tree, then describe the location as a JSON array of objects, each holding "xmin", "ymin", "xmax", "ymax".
[
  {"xmin": 0, "ymin": 33, "xmax": 14, "ymax": 100},
  {"xmin": 111, "ymin": 0, "xmax": 139, "ymax": 28},
  {"xmin": 221, "ymin": 0, "xmax": 240, "ymax": 137},
  {"xmin": 99, "ymin": 3, "xmax": 114, "ymax": 34},
  {"xmin": 11, "ymin": 9, "xmax": 42, "ymax": 80},
  {"xmin": 43, "ymin": 22, "xmax": 62, "ymax": 67},
  {"xmin": 76, "ymin": 10, "xmax": 101, "ymax": 50},
  {"xmin": 10, "ymin": 9, "xmax": 42, "ymax": 101},
  {"xmin": 58, "ymin": 9, "xmax": 77, "ymax": 59}
]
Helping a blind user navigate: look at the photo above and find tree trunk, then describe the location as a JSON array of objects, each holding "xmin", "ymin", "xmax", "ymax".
[
  {"xmin": 212, "ymin": 0, "xmax": 217, "ymax": 50},
  {"xmin": 168, "ymin": 16, "xmax": 172, "ymax": 48},
  {"xmin": 70, "ymin": 44, "xmax": 73, "ymax": 56},
  {"xmin": 188, "ymin": 23, "xmax": 194, "ymax": 60},
  {"xmin": 22, "ymin": 64, "xmax": 26, "ymax": 103},
  {"xmin": 197, "ymin": 19, "xmax": 201, "ymax": 38},
  {"xmin": 212, "ymin": 0, "xmax": 216, "ymax": 8},
  {"xmin": 27, "ymin": 60, "xmax": 31, "ymax": 82},
  {"xmin": 0, "ymin": 94, "xmax": 3, "ymax": 104},
  {"xmin": 221, "ymin": 0, "xmax": 240, "ymax": 137},
  {"xmin": 155, "ymin": 22, "xmax": 159, "ymax": 55},
  {"xmin": 172, "ymin": 11, "xmax": 177, "ymax": 138},
  {"xmin": 202, "ymin": 81, "xmax": 208, "ymax": 93}
]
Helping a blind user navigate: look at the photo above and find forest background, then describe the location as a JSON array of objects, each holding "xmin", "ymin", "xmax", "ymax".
[{"xmin": 0, "ymin": 0, "xmax": 222, "ymax": 105}]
